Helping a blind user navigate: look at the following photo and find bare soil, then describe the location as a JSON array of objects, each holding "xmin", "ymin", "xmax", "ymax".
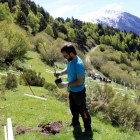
[{"xmin": 15, "ymin": 121, "xmax": 64, "ymax": 137}]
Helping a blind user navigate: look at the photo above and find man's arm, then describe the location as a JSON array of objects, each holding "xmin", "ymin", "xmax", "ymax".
[
  {"xmin": 68, "ymin": 75, "xmax": 84, "ymax": 86},
  {"xmin": 61, "ymin": 67, "xmax": 67, "ymax": 75}
]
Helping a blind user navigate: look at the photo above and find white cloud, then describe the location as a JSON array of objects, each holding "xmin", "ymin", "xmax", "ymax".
[
  {"xmin": 100, "ymin": 3, "xmax": 123, "ymax": 11},
  {"xmin": 42, "ymin": 0, "xmax": 71, "ymax": 8},
  {"xmin": 51, "ymin": 5, "xmax": 76, "ymax": 18},
  {"xmin": 80, "ymin": 3, "xmax": 123, "ymax": 22}
]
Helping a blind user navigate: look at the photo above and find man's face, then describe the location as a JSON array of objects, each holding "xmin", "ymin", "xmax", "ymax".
[{"xmin": 62, "ymin": 51, "xmax": 73, "ymax": 62}]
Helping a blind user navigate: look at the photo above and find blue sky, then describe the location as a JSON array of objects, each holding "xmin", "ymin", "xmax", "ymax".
[{"xmin": 33, "ymin": 0, "xmax": 140, "ymax": 21}]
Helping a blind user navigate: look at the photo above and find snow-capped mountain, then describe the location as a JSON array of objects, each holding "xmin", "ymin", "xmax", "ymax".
[{"xmin": 91, "ymin": 10, "xmax": 140, "ymax": 35}]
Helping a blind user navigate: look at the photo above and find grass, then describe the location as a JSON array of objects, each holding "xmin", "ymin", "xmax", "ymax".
[{"xmin": 0, "ymin": 50, "xmax": 140, "ymax": 140}]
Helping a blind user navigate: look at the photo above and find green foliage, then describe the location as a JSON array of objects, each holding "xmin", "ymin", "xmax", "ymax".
[
  {"xmin": 0, "ymin": 2, "xmax": 13, "ymax": 23},
  {"xmin": 108, "ymin": 93, "xmax": 140, "ymax": 130},
  {"xmin": 0, "ymin": 21, "xmax": 29, "ymax": 63},
  {"xmin": 14, "ymin": 9, "xmax": 27, "ymax": 30},
  {"xmin": 58, "ymin": 32, "xmax": 67, "ymax": 40},
  {"xmin": 87, "ymin": 83, "xmax": 140, "ymax": 131},
  {"xmin": 44, "ymin": 82, "xmax": 57, "ymax": 91},
  {"xmin": 132, "ymin": 61, "xmax": 140, "ymax": 71},
  {"xmin": 49, "ymin": 16, "xmax": 54, "ymax": 23},
  {"xmin": 1, "ymin": 73, "xmax": 17, "ymax": 89},
  {"xmin": 119, "ymin": 52, "xmax": 127, "ymax": 64},
  {"xmin": 27, "ymin": 10, "xmax": 40, "ymax": 34},
  {"xmin": 44, "ymin": 25, "xmax": 54, "ymax": 37},
  {"xmin": 134, "ymin": 77, "xmax": 140, "ymax": 86},
  {"xmin": 91, "ymin": 56, "xmax": 103, "ymax": 70},
  {"xmin": 68, "ymin": 28, "xmax": 75, "ymax": 41},
  {"xmin": 38, "ymin": 38, "xmax": 64, "ymax": 64},
  {"xmin": 19, "ymin": 69, "xmax": 45, "ymax": 87},
  {"xmin": 87, "ymin": 38, "xmax": 95, "ymax": 48}
]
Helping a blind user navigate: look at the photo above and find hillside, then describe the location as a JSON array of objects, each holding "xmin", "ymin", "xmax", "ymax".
[
  {"xmin": 0, "ymin": 50, "xmax": 140, "ymax": 140},
  {"xmin": 0, "ymin": 1, "xmax": 140, "ymax": 139}
]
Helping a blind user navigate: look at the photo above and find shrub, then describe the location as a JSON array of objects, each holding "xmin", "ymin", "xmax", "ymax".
[
  {"xmin": 87, "ymin": 39, "xmax": 95, "ymax": 49},
  {"xmin": 0, "ymin": 21, "xmax": 29, "ymax": 63},
  {"xmin": 100, "ymin": 62, "xmax": 116, "ymax": 77},
  {"xmin": 19, "ymin": 69, "xmax": 45, "ymax": 86},
  {"xmin": 86, "ymin": 84, "xmax": 140, "ymax": 131},
  {"xmin": 108, "ymin": 93, "xmax": 140, "ymax": 130},
  {"xmin": 108, "ymin": 53, "xmax": 119, "ymax": 63},
  {"xmin": 126, "ymin": 59, "xmax": 132, "ymax": 67},
  {"xmin": 44, "ymin": 82, "xmax": 57, "ymax": 91},
  {"xmin": 1, "ymin": 73, "xmax": 17, "ymax": 89},
  {"xmin": 91, "ymin": 56, "xmax": 103, "ymax": 70},
  {"xmin": 87, "ymin": 83, "xmax": 115, "ymax": 112},
  {"xmin": 132, "ymin": 61, "xmax": 140, "ymax": 71},
  {"xmin": 58, "ymin": 32, "xmax": 67, "ymax": 40},
  {"xmin": 134, "ymin": 78, "xmax": 140, "ymax": 86}
]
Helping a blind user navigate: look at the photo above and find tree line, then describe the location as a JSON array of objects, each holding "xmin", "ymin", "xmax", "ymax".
[{"xmin": 0, "ymin": 0, "xmax": 140, "ymax": 57}]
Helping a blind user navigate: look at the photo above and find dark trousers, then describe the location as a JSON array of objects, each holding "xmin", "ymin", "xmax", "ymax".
[{"xmin": 69, "ymin": 87, "xmax": 91, "ymax": 129}]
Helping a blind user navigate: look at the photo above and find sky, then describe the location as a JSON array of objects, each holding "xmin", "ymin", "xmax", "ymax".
[{"xmin": 32, "ymin": 0, "xmax": 140, "ymax": 22}]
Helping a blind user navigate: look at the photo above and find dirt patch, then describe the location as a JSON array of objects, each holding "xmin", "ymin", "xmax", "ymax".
[
  {"xmin": 15, "ymin": 121, "xmax": 64, "ymax": 137},
  {"xmin": 16, "ymin": 125, "xmax": 26, "ymax": 134},
  {"xmin": 40, "ymin": 95, "xmax": 46, "ymax": 98},
  {"xmin": 41, "ymin": 121, "xmax": 64, "ymax": 137}
]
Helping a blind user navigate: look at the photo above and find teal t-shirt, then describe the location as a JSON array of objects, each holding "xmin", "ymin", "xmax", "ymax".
[{"xmin": 67, "ymin": 56, "xmax": 85, "ymax": 92}]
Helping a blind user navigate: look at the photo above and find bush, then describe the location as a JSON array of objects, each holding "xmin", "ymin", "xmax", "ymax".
[
  {"xmin": 86, "ymin": 84, "xmax": 140, "ymax": 131},
  {"xmin": 87, "ymin": 39, "xmax": 95, "ymax": 49},
  {"xmin": 100, "ymin": 62, "xmax": 116, "ymax": 77},
  {"xmin": 91, "ymin": 56, "xmax": 103, "ymax": 70},
  {"xmin": 44, "ymin": 82, "xmax": 57, "ymax": 91},
  {"xmin": 108, "ymin": 53, "xmax": 119, "ymax": 63},
  {"xmin": 126, "ymin": 59, "xmax": 132, "ymax": 67},
  {"xmin": 0, "ymin": 21, "xmax": 29, "ymax": 63},
  {"xmin": 1, "ymin": 73, "xmax": 17, "ymax": 89},
  {"xmin": 19, "ymin": 69, "xmax": 45, "ymax": 86},
  {"xmin": 108, "ymin": 93, "xmax": 140, "ymax": 130},
  {"xmin": 134, "ymin": 78, "xmax": 140, "ymax": 86},
  {"xmin": 132, "ymin": 61, "xmax": 140, "ymax": 71},
  {"xmin": 58, "ymin": 32, "xmax": 67, "ymax": 40}
]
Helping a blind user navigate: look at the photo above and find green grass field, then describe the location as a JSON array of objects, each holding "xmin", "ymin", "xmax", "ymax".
[{"xmin": 0, "ymin": 51, "xmax": 140, "ymax": 140}]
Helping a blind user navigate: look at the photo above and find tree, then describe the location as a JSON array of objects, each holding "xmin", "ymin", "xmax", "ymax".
[
  {"xmin": 74, "ymin": 29, "xmax": 87, "ymax": 48},
  {"xmin": 44, "ymin": 25, "xmax": 54, "ymax": 37},
  {"xmin": 57, "ymin": 25, "xmax": 67, "ymax": 34},
  {"xmin": 36, "ymin": 12, "xmax": 47, "ymax": 32},
  {"xmin": 37, "ymin": 7, "xmax": 49, "ymax": 23},
  {"xmin": 49, "ymin": 16, "xmax": 54, "ymax": 23},
  {"xmin": 119, "ymin": 52, "xmax": 127, "ymax": 64},
  {"xmin": 52, "ymin": 23, "xmax": 58, "ymax": 39},
  {"xmin": 20, "ymin": 1, "xmax": 29, "ymax": 17},
  {"xmin": 68, "ymin": 28, "xmax": 75, "ymax": 42},
  {"xmin": 30, "ymin": 1, "xmax": 37, "ymax": 15},
  {"xmin": 14, "ymin": 9, "xmax": 27, "ymax": 30},
  {"xmin": 0, "ymin": 2, "xmax": 13, "ymax": 23},
  {"xmin": 27, "ymin": 10, "xmax": 40, "ymax": 34}
]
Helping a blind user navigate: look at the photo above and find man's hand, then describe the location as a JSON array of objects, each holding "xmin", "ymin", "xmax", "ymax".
[
  {"xmin": 58, "ymin": 82, "xmax": 69, "ymax": 89},
  {"xmin": 54, "ymin": 71, "xmax": 62, "ymax": 77}
]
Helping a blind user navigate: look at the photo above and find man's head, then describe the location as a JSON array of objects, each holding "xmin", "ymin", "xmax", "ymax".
[{"xmin": 61, "ymin": 43, "xmax": 77, "ymax": 62}]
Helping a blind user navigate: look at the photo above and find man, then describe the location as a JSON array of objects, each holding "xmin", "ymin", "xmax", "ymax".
[{"xmin": 54, "ymin": 43, "xmax": 92, "ymax": 133}]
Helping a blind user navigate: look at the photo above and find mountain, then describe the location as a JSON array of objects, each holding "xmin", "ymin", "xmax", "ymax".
[{"xmin": 90, "ymin": 10, "xmax": 140, "ymax": 35}]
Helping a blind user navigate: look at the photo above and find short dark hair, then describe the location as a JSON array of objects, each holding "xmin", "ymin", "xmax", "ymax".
[{"xmin": 61, "ymin": 43, "xmax": 77, "ymax": 55}]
